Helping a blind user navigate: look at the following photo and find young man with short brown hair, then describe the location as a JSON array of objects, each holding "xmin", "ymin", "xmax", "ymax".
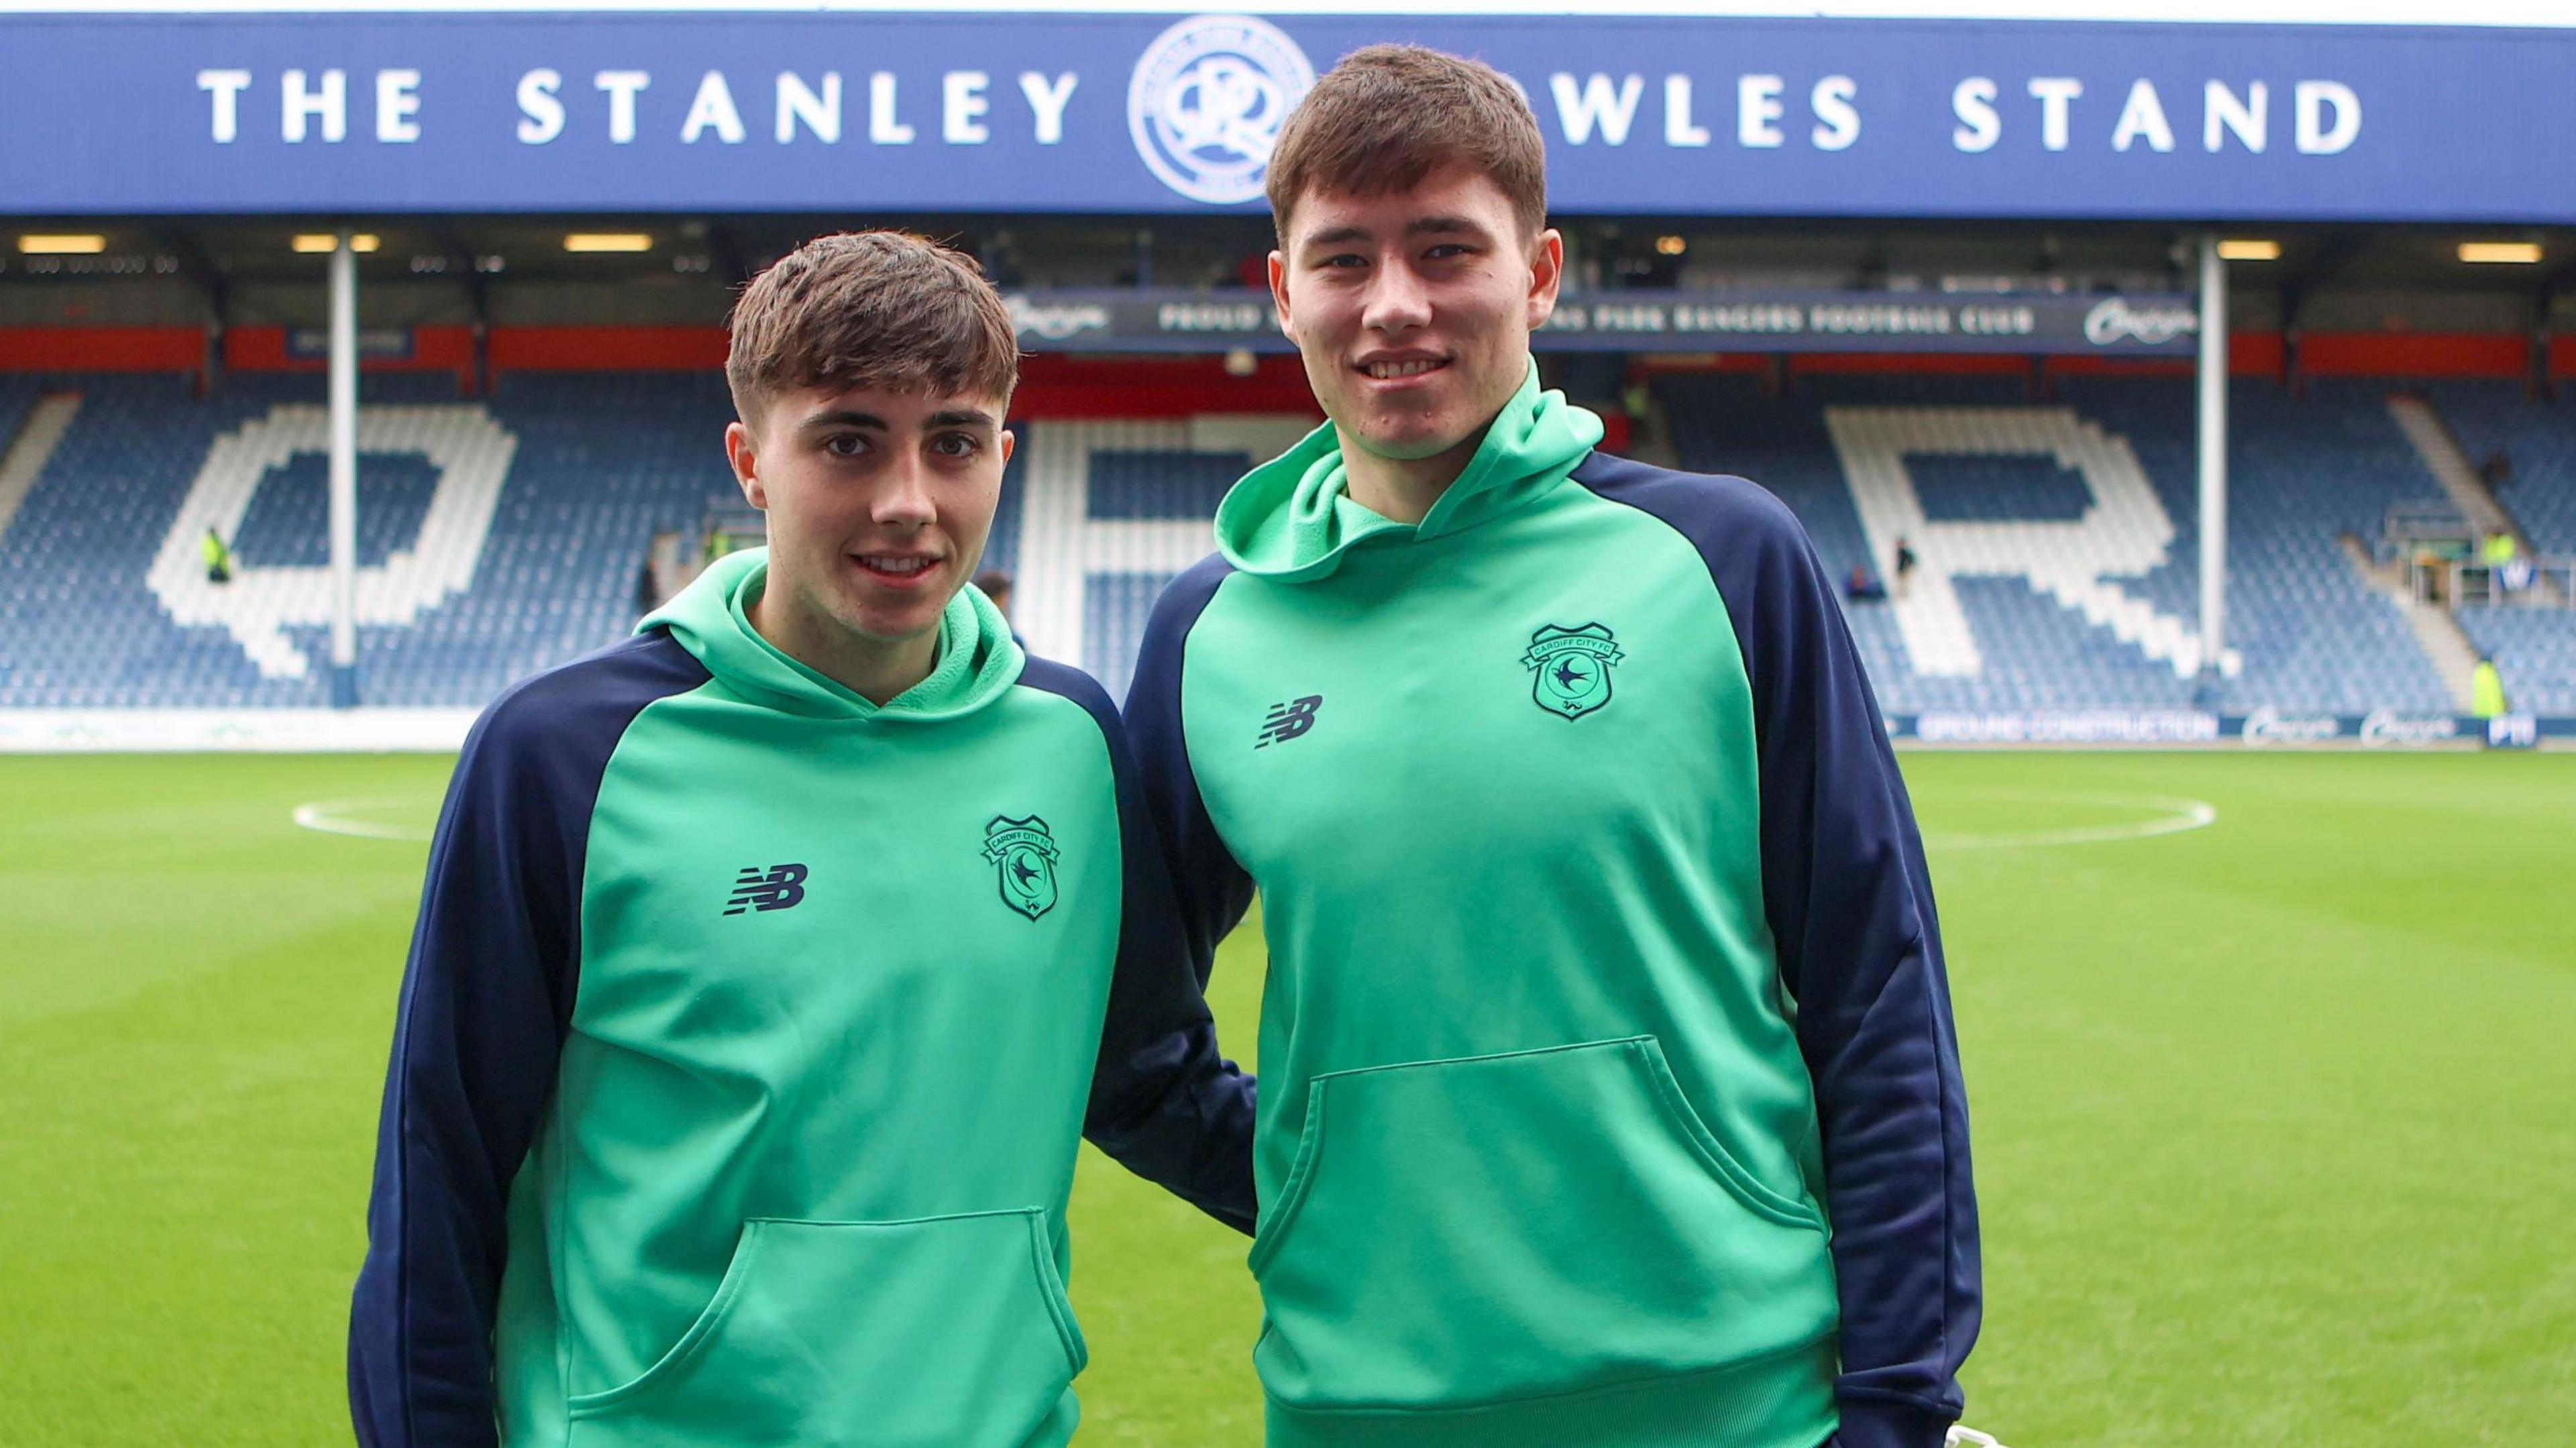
[
  {"xmin": 1128, "ymin": 46, "xmax": 1978, "ymax": 1448},
  {"xmin": 351, "ymin": 230, "xmax": 1254, "ymax": 1448}
]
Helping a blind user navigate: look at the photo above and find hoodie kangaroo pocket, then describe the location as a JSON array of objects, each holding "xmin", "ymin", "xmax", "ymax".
[
  {"xmin": 568, "ymin": 1209, "xmax": 1085, "ymax": 1448},
  {"xmin": 1250, "ymin": 1036, "xmax": 1838, "ymax": 1413}
]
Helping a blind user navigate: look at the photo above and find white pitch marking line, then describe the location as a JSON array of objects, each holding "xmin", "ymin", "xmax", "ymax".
[
  {"xmin": 291, "ymin": 796, "xmax": 435, "ymax": 842},
  {"xmin": 1921, "ymin": 789, "xmax": 2218, "ymax": 850}
]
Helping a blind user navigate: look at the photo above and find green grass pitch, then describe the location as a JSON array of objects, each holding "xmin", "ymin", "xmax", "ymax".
[{"xmin": 3, "ymin": 750, "xmax": 2571, "ymax": 1445}]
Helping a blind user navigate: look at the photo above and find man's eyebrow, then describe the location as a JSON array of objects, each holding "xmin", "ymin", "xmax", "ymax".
[
  {"xmin": 926, "ymin": 407, "xmax": 999, "ymax": 431},
  {"xmin": 798, "ymin": 409, "xmax": 888, "ymax": 433},
  {"xmin": 1403, "ymin": 214, "xmax": 1484, "ymax": 237},
  {"xmin": 1301, "ymin": 215, "xmax": 1486, "ymax": 249}
]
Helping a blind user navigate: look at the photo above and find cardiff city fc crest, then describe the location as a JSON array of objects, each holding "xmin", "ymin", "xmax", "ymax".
[
  {"xmin": 983, "ymin": 816, "xmax": 1062, "ymax": 922},
  {"xmin": 1521, "ymin": 623, "xmax": 1625, "ymax": 720}
]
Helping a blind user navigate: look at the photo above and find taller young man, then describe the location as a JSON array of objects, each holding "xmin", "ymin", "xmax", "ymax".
[
  {"xmin": 1126, "ymin": 48, "xmax": 1977, "ymax": 1448},
  {"xmin": 350, "ymin": 231, "xmax": 1254, "ymax": 1447}
]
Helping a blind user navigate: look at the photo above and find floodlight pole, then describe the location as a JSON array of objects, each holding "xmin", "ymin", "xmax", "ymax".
[
  {"xmin": 328, "ymin": 229, "xmax": 359, "ymax": 708},
  {"xmin": 2195, "ymin": 234, "xmax": 2229, "ymax": 698}
]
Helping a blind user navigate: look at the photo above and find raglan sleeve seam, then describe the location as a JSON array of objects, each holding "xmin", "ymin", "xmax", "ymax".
[
  {"xmin": 352, "ymin": 657, "xmax": 635, "ymax": 1448},
  {"xmin": 1124, "ymin": 560, "xmax": 1258, "ymax": 978}
]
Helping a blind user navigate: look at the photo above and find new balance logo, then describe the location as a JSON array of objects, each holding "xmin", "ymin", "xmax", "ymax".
[
  {"xmin": 723, "ymin": 863, "xmax": 808, "ymax": 915},
  {"xmin": 1256, "ymin": 695, "xmax": 1323, "ymax": 748}
]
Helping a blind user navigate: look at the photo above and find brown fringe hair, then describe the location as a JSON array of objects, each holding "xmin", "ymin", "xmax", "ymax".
[
  {"xmin": 1264, "ymin": 44, "xmax": 1548, "ymax": 243},
  {"xmin": 725, "ymin": 230, "xmax": 1018, "ymax": 427}
]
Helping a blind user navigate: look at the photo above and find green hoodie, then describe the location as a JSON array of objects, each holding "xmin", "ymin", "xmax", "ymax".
[
  {"xmin": 1212, "ymin": 363, "xmax": 1606, "ymax": 579},
  {"xmin": 1123, "ymin": 366, "xmax": 1955, "ymax": 1448},
  {"xmin": 353, "ymin": 549, "xmax": 1259, "ymax": 1448}
]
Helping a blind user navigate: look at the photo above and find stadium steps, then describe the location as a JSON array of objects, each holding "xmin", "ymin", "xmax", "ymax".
[
  {"xmin": 2422, "ymin": 381, "xmax": 2576, "ymax": 557},
  {"xmin": 2338, "ymin": 531, "xmax": 2478, "ymax": 708},
  {"xmin": 2404, "ymin": 389, "xmax": 2569, "ymax": 605},
  {"xmin": 2387, "ymin": 394, "xmax": 2521, "ymax": 544},
  {"xmin": 0, "ymin": 390, "xmax": 80, "ymax": 549}
]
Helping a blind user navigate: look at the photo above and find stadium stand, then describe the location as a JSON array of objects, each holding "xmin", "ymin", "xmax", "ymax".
[
  {"xmin": 2456, "ymin": 608, "xmax": 2576, "ymax": 714},
  {"xmin": 2395, "ymin": 382, "xmax": 2576, "ymax": 713},
  {"xmin": 1658, "ymin": 372, "xmax": 2457, "ymax": 716},
  {"xmin": 4, "ymin": 368, "xmax": 2572, "ymax": 715},
  {"xmin": 0, "ymin": 373, "xmax": 737, "ymax": 708}
]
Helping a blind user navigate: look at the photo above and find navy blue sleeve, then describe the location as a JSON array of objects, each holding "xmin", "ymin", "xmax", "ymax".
[
  {"xmin": 1020, "ymin": 655, "xmax": 1258, "ymax": 1235},
  {"xmin": 347, "ymin": 632, "xmax": 706, "ymax": 1448},
  {"xmin": 1576, "ymin": 455, "xmax": 1980, "ymax": 1448},
  {"xmin": 1122, "ymin": 553, "xmax": 1258, "ymax": 981}
]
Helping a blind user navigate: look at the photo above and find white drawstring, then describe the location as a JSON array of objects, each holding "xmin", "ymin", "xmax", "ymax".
[{"xmin": 1946, "ymin": 1426, "xmax": 2009, "ymax": 1448}]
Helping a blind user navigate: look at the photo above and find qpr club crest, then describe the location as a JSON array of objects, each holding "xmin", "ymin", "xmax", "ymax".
[
  {"xmin": 1127, "ymin": 14, "xmax": 1316, "ymax": 205},
  {"xmin": 1522, "ymin": 623, "xmax": 1625, "ymax": 720},
  {"xmin": 983, "ymin": 816, "xmax": 1062, "ymax": 922}
]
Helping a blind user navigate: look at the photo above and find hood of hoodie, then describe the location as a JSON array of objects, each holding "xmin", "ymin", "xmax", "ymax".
[
  {"xmin": 1214, "ymin": 364, "xmax": 1605, "ymax": 583},
  {"xmin": 641, "ymin": 547, "xmax": 1024, "ymax": 722}
]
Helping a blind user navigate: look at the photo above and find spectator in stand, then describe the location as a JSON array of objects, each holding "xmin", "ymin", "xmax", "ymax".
[
  {"xmin": 2481, "ymin": 531, "xmax": 2522, "ymax": 597},
  {"xmin": 1846, "ymin": 563, "xmax": 1887, "ymax": 601},
  {"xmin": 201, "ymin": 527, "xmax": 233, "ymax": 585},
  {"xmin": 2480, "ymin": 449, "xmax": 2513, "ymax": 494},
  {"xmin": 1894, "ymin": 534, "xmax": 1918, "ymax": 600}
]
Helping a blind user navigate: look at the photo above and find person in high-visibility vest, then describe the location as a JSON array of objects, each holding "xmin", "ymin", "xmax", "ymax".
[
  {"xmin": 2472, "ymin": 655, "xmax": 2510, "ymax": 718},
  {"xmin": 201, "ymin": 528, "xmax": 233, "ymax": 584}
]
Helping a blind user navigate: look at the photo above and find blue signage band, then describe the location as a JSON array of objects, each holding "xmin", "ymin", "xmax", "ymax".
[{"xmin": 0, "ymin": 13, "xmax": 2568, "ymax": 221}]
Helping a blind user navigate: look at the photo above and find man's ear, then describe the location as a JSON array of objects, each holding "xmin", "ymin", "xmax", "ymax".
[
  {"xmin": 724, "ymin": 419, "xmax": 767, "ymax": 510},
  {"xmin": 1525, "ymin": 227, "xmax": 1566, "ymax": 331},
  {"xmin": 1269, "ymin": 249, "xmax": 1293, "ymax": 336},
  {"xmin": 999, "ymin": 428, "xmax": 1016, "ymax": 466}
]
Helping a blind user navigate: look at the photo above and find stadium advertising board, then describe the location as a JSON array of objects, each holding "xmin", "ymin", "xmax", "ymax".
[
  {"xmin": 3, "ymin": 709, "xmax": 2561, "ymax": 753},
  {"xmin": 1010, "ymin": 286, "xmax": 2201, "ymax": 353},
  {"xmin": 0, "ymin": 11, "xmax": 2570, "ymax": 221},
  {"xmin": 1885, "ymin": 711, "xmax": 2571, "ymax": 746}
]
